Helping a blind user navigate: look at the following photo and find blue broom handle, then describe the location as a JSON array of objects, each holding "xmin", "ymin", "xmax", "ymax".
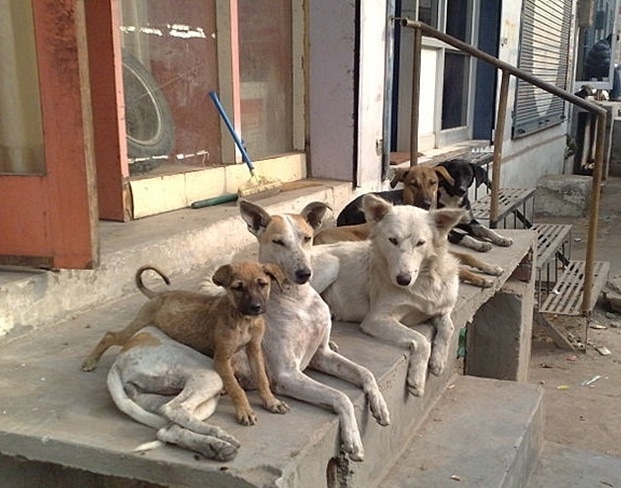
[{"xmin": 209, "ymin": 91, "xmax": 255, "ymax": 171}]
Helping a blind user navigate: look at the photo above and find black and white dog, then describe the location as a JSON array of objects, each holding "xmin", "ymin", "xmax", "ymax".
[{"xmin": 436, "ymin": 159, "xmax": 513, "ymax": 252}]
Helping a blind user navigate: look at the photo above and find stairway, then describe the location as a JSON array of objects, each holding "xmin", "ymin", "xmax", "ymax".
[{"xmin": 469, "ymin": 163, "xmax": 610, "ymax": 343}]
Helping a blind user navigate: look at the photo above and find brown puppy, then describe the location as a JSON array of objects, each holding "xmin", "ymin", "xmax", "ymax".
[{"xmin": 82, "ymin": 261, "xmax": 289, "ymax": 426}]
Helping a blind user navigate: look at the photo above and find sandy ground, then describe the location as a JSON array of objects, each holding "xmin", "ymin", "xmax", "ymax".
[{"xmin": 528, "ymin": 175, "xmax": 621, "ymax": 457}]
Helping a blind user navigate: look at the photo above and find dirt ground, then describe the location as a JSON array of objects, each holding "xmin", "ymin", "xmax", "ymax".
[{"xmin": 528, "ymin": 175, "xmax": 621, "ymax": 457}]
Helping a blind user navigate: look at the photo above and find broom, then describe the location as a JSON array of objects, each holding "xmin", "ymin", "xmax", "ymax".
[{"xmin": 209, "ymin": 91, "xmax": 282, "ymax": 200}]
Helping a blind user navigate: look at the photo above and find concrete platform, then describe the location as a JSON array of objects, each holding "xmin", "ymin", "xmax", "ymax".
[
  {"xmin": 0, "ymin": 229, "xmax": 536, "ymax": 487},
  {"xmin": 527, "ymin": 442, "xmax": 621, "ymax": 488},
  {"xmin": 378, "ymin": 376, "xmax": 544, "ymax": 488}
]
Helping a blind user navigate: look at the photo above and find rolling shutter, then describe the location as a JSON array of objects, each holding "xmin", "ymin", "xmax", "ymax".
[{"xmin": 513, "ymin": 0, "xmax": 572, "ymax": 138}]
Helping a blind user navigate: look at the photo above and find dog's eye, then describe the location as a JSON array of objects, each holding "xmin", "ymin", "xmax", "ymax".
[
  {"xmin": 389, "ymin": 237, "xmax": 398, "ymax": 246},
  {"xmin": 416, "ymin": 240, "xmax": 425, "ymax": 247},
  {"xmin": 231, "ymin": 282, "xmax": 245, "ymax": 291},
  {"xmin": 257, "ymin": 280, "xmax": 269, "ymax": 288},
  {"xmin": 430, "ymin": 179, "xmax": 438, "ymax": 186},
  {"xmin": 273, "ymin": 239, "xmax": 285, "ymax": 246}
]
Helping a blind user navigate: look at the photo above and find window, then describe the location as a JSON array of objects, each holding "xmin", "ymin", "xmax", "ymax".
[
  {"xmin": 513, "ymin": 0, "xmax": 572, "ymax": 138},
  {"xmin": 394, "ymin": 0, "xmax": 478, "ymax": 153}
]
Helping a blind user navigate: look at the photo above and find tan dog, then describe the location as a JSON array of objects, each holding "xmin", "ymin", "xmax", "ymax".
[
  {"xmin": 82, "ymin": 261, "xmax": 289, "ymax": 426},
  {"xmin": 199, "ymin": 200, "xmax": 390, "ymax": 462}
]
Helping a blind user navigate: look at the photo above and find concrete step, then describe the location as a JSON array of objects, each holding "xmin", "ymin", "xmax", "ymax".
[
  {"xmin": 527, "ymin": 442, "xmax": 621, "ymax": 488},
  {"xmin": 379, "ymin": 376, "xmax": 544, "ymax": 488},
  {"xmin": 0, "ymin": 180, "xmax": 352, "ymax": 341},
  {"xmin": 0, "ymin": 270, "xmax": 467, "ymax": 488}
]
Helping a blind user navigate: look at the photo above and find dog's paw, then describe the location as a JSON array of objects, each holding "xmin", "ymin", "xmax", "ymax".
[
  {"xmin": 406, "ymin": 367, "xmax": 427, "ymax": 397},
  {"xmin": 474, "ymin": 241, "xmax": 493, "ymax": 252},
  {"xmin": 237, "ymin": 408, "xmax": 258, "ymax": 426},
  {"xmin": 341, "ymin": 431, "xmax": 365, "ymax": 462},
  {"xmin": 369, "ymin": 391, "xmax": 391, "ymax": 426},
  {"xmin": 472, "ymin": 277, "xmax": 493, "ymax": 288},
  {"xmin": 428, "ymin": 354, "xmax": 447, "ymax": 376},
  {"xmin": 265, "ymin": 398, "xmax": 290, "ymax": 414},
  {"xmin": 484, "ymin": 265, "xmax": 503, "ymax": 276},
  {"xmin": 81, "ymin": 358, "xmax": 97, "ymax": 372},
  {"xmin": 494, "ymin": 236, "xmax": 514, "ymax": 247},
  {"xmin": 328, "ymin": 339, "xmax": 339, "ymax": 352}
]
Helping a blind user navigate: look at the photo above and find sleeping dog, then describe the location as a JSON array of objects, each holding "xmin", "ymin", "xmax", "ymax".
[{"xmin": 436, "ymin": 159, "xmax": 513, "ymax": 252}]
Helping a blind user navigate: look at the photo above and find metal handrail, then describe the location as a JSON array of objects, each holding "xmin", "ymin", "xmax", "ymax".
[{"xmin": 400, "ymin": 19, "xmax": 607, "ymax": 316}]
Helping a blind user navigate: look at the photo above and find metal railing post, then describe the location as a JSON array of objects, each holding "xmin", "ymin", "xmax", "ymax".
[
  {"xmin": 581, "ymin": 110, "xmax": 607, "ymax": 314},
  {"xmin": 409, "ymin": 28, "xmax": 422, "ymax": 167},
  {"xmin": 490, "ymin": 70, "xmax": 511, "ymax": 227}
]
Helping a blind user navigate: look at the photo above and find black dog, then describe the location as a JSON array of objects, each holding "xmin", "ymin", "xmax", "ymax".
[{"xmin": 436, "ymin": 159, "xmax": 513, "ymax": 252}]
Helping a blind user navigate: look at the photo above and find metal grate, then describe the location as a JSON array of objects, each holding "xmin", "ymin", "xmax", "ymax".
[
  {"xmin": 532, "ymin": 223, "xmax": 572, "ymax": 268},
  {"xmin": 539, "ymin": 260, "xmax": 610, "ymax": 315},
  {"xmin": 471, "ymin": 188, "xmax": 536, "ymax": 224}
]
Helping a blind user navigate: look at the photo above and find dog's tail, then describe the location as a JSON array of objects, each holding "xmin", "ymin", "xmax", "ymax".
[
  {"xmin": 107, "ymin": 364, "xmax": 168, "ymax": 430},
  {"xmin": 197, "ymin": 253, "xmax": 234, "ymax": 296},
  {"xmin": 135, "ymin": 265, "xmax": 170, "ymax": 299}
]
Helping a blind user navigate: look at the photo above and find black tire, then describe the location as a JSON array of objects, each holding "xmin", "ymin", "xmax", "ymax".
[{"xmin": 122, "ymin": 51, "xmax": 175, "ymax": 174}]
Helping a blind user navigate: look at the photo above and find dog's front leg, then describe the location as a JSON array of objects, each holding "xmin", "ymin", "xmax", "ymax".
[
  {"xmin": 427, "ymin": 314, "xmax": 455, "ymax": 376},
  {"xmin": 309, "ymin": 344, "xmax": 390, "ymax": 427},
  {"xmin": 271, "ymin": 368, "xmax": 366, "ymax": 462},
  {"xmin": 360, "ymin": 314, "xmax": 431, "ymax": 397},
  {"xmin": 215, "ymin": 352, "xmax": 257, "ymax": 426},
  {"xmin": 246, "ymin": 339, "xmax": 290, "ymax": 415}
]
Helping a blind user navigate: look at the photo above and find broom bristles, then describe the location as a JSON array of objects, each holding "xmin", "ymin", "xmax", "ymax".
[{"xmin": 237, "ymin": 173, "xmax": 282, "ymax": 200}]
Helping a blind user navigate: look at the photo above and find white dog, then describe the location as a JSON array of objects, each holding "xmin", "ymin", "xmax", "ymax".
[
  {"xmin": 311, "ymin": 194, "xmax": 463, "ymax": 396},
  {"xmin": 107, "ymin": 326, "xmax": 240, "ymax": 461},
  {"xmin": 200, "ymin": 200, "xmax": 390, "ymax": 462}
]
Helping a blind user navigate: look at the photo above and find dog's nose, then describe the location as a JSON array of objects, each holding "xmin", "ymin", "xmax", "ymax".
[
  {"xmin": 396, "ymin": 272, "xmax": 411, "ymax": 286},
  {"xmin": 421, "ymin": 200, "xmax": 432, "ymax": 210},
  {"xmin": 294, "ymin": 268, "xmax": 312, "ymax": 284},
  {"xmin": 246, "ymin": 302, "xmax": 264, "ymax": 315},
  {"xmin": 456, "ymin": 187, "xmax": 467, "ymax": 196}
]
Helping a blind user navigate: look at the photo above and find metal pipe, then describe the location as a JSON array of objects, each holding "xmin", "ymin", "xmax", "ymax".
[
  {"xmin": 581, "ymin": 111, "xmax": 606, "ymax": 313},
  {"xmin": 409, "ymin": 28, "xmax": 422, "ymax": 166},
  {"xmin": 400, "ymin": 19, "xmax": 606, "ymax": 117},
  {"xmin": 490, "ymin": 70, "xmax": 511, "ymax": 226}
]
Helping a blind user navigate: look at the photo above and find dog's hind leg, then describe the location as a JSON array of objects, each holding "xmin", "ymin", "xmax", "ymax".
[
  {"xmin": 427, "ymin": 314, "xmax": 455, "ymax": 376},
  {"xmin": 156, "ymin": 423, "xmax": 239, "ymax": 462},
  {"xmin": 469, "ymin": 223, "xmax": 514, "ymax": 247},
  {"xmin": 271, "ymin": 368, "xmax": 366, "ymax": 462},
  {"xmin": 360, "ymin": 314, "xmax": 431, "ymax": 397},
  {"xmin": 452, "ymin": 251, "xmax": 503, "ymax": 276},
  {"xmin": 448, "ymin": 230, "xmax": 492, "ymax": 252},
  {"xmin": 309, "ymin": 344, "xmax": 390, "ymax": 426},
  {"xmin": 82, "ymin": 314, "xmax": 152, "ymax": 371}
]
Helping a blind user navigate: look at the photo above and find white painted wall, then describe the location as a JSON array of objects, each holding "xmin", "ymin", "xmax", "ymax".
[{"xmin": 496, "ymin": 0, "xmax": 568, "ymax": 189}]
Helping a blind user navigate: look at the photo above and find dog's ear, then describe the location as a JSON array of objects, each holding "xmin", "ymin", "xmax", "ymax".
[
  {"xmin": 433, "ymin": 165, "xmax": 455, "ymax": 186},
  {"xmin": 362, "ymin": 194, "xmax": 392, "ymax": 223},
  {"xmin": 239, "ymin": 199, "xmax": 271, "ymax": 237},
  {"xmin": 429, "ymin": 208, "xmax": 465, "ymax": 237},
  {"xmin": 301, "ymin": 201, "xmax": 331, "ymax": 231},
  {"xmin": 389, "ymin": 168, "xmax": 408, "ymax": 188},
  {"xmin": 262, "ymin": 263, "xmax": 286, "ymax": 291},
  {"xmin": 472, "ymin": 164, "xmax": 490, "ymax": 188},
  {"xmin": 212, "ymin": 264, "xmax": 233, "ymax": 288}
]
